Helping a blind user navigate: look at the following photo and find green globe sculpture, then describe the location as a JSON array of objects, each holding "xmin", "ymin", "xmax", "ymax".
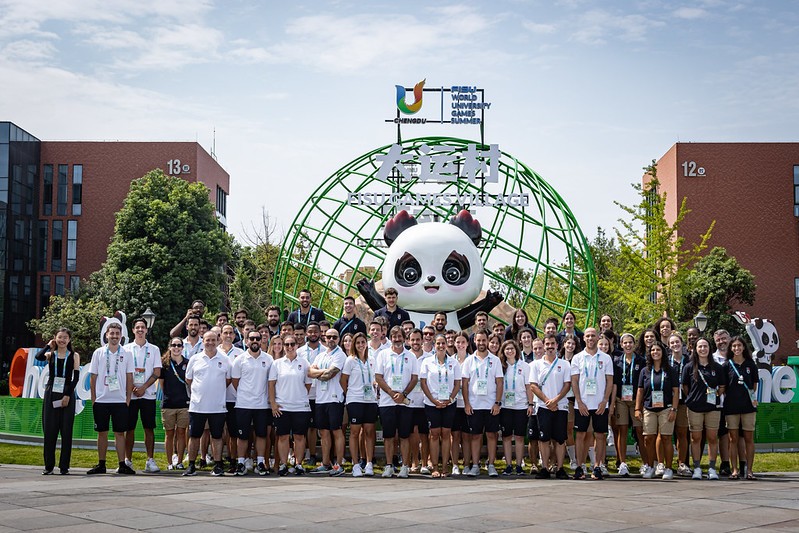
[{"xmin": 273, "ymin": 136, "xmax": 596, "ymax": 329}]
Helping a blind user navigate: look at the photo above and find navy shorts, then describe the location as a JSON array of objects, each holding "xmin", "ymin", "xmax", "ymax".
[
  {"xmin": 93, "ymin": 402, "xmax": 128, "ymax": 433},
  {"xmin": 526, "ymin": 413, "xmax": 540, "ymax": 441},
  {"xmin": 189, "ymin": 412, "xmax": 225, "ymax": 439},
  {"xmin": 273, "ymin": 411, "xmax": 312, "ymax": 436},
  {"xmin": 500, "ymin": 408, "xmax": 527, "ymax": 437},
  {"xmin": 537, "ymin": 408, "xmax": 568, "ymax": 444},
  {"xmin": 453, "ymin": 407, "xmax": 469, "ymax": 433},
  {"xmin": 235, "ymin": 408, "xmax": 272, "ymax": 438},
  {"xmin": 467, "ymin": 409, "xmax": 500, "ymax": 435},
  {"xmin": 127, "ymin": 398, "xmax": 156, "ymax": 430},
  {"xmin": 315, "ymin": 402, "xmax": 345, "ymax": 431},
  {"xmin": 379, "ymin": 405, "xmax": 414, "ymax": 439},
  {"xmin": 410, "ymin": 407, "xmax": 429, "ymax": 434},
  {"xmin": 574, "ymin": 409, "xmax": 609, "ymax": 434},
  {"xmin": 425, "ymin": 404, "xmax": 456, "ymax": 429},
  {"xmin": 347, "ymin": 402, "xmax": 378, "ymax": 425},
  {"xmin": 225, "ymin": 401, "xmax": 238, "ymax": 437}
]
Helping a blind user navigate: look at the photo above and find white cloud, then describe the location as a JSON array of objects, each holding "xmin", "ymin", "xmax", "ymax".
[
  {"xmin": 1, "ymin": 39, "xmax": 57, "ymax": 62},
  {"xmin": 673, "ymin": 7, "xmax": 708, "ymax": 19},
  {"xmin": 523, "ymin": 21, "xmax": 557, "ymax": 34},
  {"xmin": 571, "ymin": 9, "xmax": 664, "ymax": 44}
]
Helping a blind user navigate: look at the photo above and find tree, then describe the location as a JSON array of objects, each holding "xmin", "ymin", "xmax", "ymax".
[
  {"xmin": 28, "ymin": 294, "xmax": 111, "ymax": 364},
  {"xmin": 681, "ymin": 246, "xmax": 756, "ymax": 336},
  {"xmin": 89, "ymin": 169, "xmax": 234, "ymax": 346},
  {"xmin": 603, "ymin": 161, "xmax": 714, "ymax": 333},
  {"xmin": 489, "ymin": 265, "xmax": 532, "ymax": 308}
]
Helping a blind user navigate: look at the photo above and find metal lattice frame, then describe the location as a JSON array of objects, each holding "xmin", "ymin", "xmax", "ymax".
[{"xmin": 273, "ymin": 137, "xmax": 596, "ymax": 327}]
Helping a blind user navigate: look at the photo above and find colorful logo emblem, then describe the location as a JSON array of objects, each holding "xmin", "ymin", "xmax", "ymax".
[{"xmin": 396, "ymin": 79, "xmax": 425, "ymax": 115}]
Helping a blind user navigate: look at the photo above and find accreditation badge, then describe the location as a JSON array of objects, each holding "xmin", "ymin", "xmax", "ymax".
[
  {"xmin": 503, "ymin": 390, "xmax": 516, "ymax": 407},
  {"xmin": 53, "ymin": 377, "xmax": 66, "ymax": 394},
  {"xmin": 106, "ymin": 374, "xmax": 120, "ymax": 392},
  {"xmin": 363, "ymin": 385, "xmax": 376, "ymax": 401},
  {"xmin": 621, "ymin": 385, "xmax": 633, "ymax": 402},
  {"xmin": 706, "ymin": 388, "xmax": 717, "ymax": 405},
  {"xmin": 476, "ymin": 379, "xmax": 488, "ymax": 396},
  {"xmin": 391, "ymin": 375, "xmax": 403, "ymax": 390},
  {"xmin": 652, "ymin": 390, "xmax": 664, "ymax": 409},
  {"xmin": 585, "ymin": 378, "xmax": 598, "ymax": 396},
  {"xmin": 134, "ymin": 368, "xmax": 146, "ymax": 385},
  {"xmin": 437, "ymin": 383, "xmax": 450, "ymax": 401}
]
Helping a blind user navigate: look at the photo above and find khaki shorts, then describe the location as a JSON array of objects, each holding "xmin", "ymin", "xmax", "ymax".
[
  {"xmin": 162, "ymin": 408, "xmax": 189, "ymax": 430},
  {"xmin": 675, "ymin": 404, "xmax": 689, "ymax": 428},
  {"xmin": 726, "ymin": 412, "xmax": 756, "ymax": 432},
  {"xmin": 687, "ymin": 409, "xmax": 720, "ymax": 432},
  {"xmin": 643, "ymin": 409, "xmax": 675, "ymax": 436},
  {"xmin": 614, "ymin": 400, "xmax": 642, "ymax": 428}
]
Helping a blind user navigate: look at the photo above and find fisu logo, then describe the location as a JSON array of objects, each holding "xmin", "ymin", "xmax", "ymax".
[{"xmin": 396, "ymin": 79, "xmax": 425, "ymax": 114}]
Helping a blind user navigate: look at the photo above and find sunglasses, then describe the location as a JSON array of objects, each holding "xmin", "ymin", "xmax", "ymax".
[
  {"xmin": 284, "ymin": 342, "xmax": 297, "ymax": 347},
  {"xmin": 248, "ymin": 337, "xmax": 262, "ymax": 341},
  {"xmin": 326, "ymin": 335, "xmax": 339, "ymax": 340},
  {"xmin": 170, "ymin": 343, "xmax": 183, "ymax": 348}
]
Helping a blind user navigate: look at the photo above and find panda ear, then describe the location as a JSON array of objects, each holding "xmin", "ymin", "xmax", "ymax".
[
  {"xmin": 450, "ymin": 210, "xmax": 481, "ymax": 246},
  {"xmin": 754, "ymin": 318, "xmax": 763, "ymax": 329},
  {"xmin": 384, "ymin": 210, "xmax": 418, "ymax": 247},
  {"xmin": 99, "ymin": 316, "xmax": 108, "ymax": 329}
]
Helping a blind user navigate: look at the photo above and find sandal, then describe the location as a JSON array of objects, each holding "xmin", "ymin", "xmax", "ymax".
[
  {"xmin": 431, "ymin": 470, "xmax": 441, "ymax": 478},
  {"xmin": 746, "ymin": 473, "xmax": 757, "ymax": 480},
  {"xmin": 729, "ymin": 472, "xmax": 739, "ymax": 480}
]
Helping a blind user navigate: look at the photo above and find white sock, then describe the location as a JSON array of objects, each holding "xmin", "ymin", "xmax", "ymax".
[
  {"xmin": 566, "ymin": 445, "xmax": 576, "ymax": 463},
  {"xmin": 588, "ymin": 447, "xmax": 596, "ymax": 465},
  {"xmin": 237, "ymin": 457, "xmax": 245, "ymax": 464},
  {"xmin": 257, "ymin": 456, "xmax": 265, "ymax": 465}
]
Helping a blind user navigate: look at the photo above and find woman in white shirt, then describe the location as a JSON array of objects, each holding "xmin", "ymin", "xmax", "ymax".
[
  {"xmin": 498, "ymin": 340, "xmax": 531, "ymax": 475},
  {"xmin": 450, "ymin": 331, "xmax": 472, "ymax": 475},
  {"xmin": 420, "ymin": 335, "xmax": 461, "ymax": 477},
  {"xmin": 340, "ymin": 333, "xmax": 377, "ymax": 477}
]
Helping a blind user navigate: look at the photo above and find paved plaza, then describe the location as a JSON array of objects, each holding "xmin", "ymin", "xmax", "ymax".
[{"xmin": 0, "ymin": 465, "xmax": 797, "ymax": 532}]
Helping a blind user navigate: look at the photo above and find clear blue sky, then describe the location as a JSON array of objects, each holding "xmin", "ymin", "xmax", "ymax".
[{"xmin": 2, "ymin": 0, "xmax": 797, "ymax": 245}]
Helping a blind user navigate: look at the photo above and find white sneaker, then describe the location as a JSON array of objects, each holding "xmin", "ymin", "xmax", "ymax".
[
  {"xmin": 398, "ymin": 465, "xmax": 409, "ymax": 478},
  {"xmin": 420, "ymin": 465, "xmax": 431, "ymax": 475},
  {"xmin": 364, "ymin": 462, "xmax": 374, "ymax": 476},
  {"xmin": 642, "ymin": 465, "xmax": 654, "ymax": 479},
  {"xmin": 124, "ymin": 458, "xmax": 133, "ymax": 468},
  {"xmin": 269, "ymin": 458, "xmax": 275, "ymax": 469},
  {"xmin": 662, "ymin": 468, "xmax": 674, "ymax": 480},
  {"xmin": 569, "ymin": 460, "xmax": 578, "ymax": 470},
  {"xmin": 654, "ymin": 463, "xmax": 665, "ymax": 477},
  {"xmin": 451, "ymin": 464, "xmax": 461, "ymax": 476},
  {"xmin": 487, "ymin": 464, "xmax": 498, "ymax": 477},
  {"xmin": 678, "ymin": 463, "xmax": 692, "ymax": 477},
  {"xmin": 469, "ymin": 464, "xmax": 481, "ymax": 476},
  {"xmin": 145, "ymin": 458, "xmax": 160, "ymax": 473},
  {"xmin": 352, "ymin": 463, "xmax": 363, "ymax": 477},
  {"xmin": 205, "ymin": 453, "xmax": 213, "ymax": 465},
  {"xmin": 167, "ymin": 463, "xmax": 174, "ymax": 471},
  {"xmin": 618, "ymin": 462, "xmax": 630, "ymax": 477},
  {"xmin": 382, "ymin": 465, "xmax": 394, "ymax": 478},
  {"xmin": 600, "ymin": 463, "xmax": 609, "ymax": 477},
  {"xmin": 639, "ymin": 464, "xmax": 646, "ymax": 475},
  {"xmin": 692, "ymin": 467, "xmax": 702, "ymax": 480},
  {"xmin": 244, "ymin": 458, "xmax": 254, "ymax": 472},
  {"xmin": 171, "ymin": 454, "xmax": 179, "ymax": 466},
  {"xmin": 708, "ymin": 467, "xmax": 719, "ymax": 480}
]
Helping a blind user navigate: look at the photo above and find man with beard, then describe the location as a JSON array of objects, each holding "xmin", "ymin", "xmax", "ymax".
[
  {"xmin": 374, "ymin": 288, "xmax": 411, "ymax": 330},
  {"xmin": 297, "ymin": 322, "xmax": 324, "ymax": 465},
  {"xmin": 308, "ymin": 329, "xmax": 347, "ymax": 476},
  {"xmin": 288, "ymin": 289, "xmax": 326, "ymax": 327},
  {"xmin": 266, "ymin": 305, "xmax": 282, "ymax": 337},
  {"xmin": 183, "ymin": 316, "xmax": 204, "ymax": 359},
  {"xmin": 232, "ymin": 309, "xmax": 249, "ymax": 344},
  {"xmin": 170, "ymin": 300, "xmax": 205, "ymax": 338}
]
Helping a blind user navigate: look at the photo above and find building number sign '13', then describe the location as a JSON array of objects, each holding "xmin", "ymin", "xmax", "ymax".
[
  {"xmin": 682, "ymin": 160, "xmax": 706, "ymax": 177},
  {"xmin": 167, "ymin": 159, "xmax": 191, "ymax": 175}
]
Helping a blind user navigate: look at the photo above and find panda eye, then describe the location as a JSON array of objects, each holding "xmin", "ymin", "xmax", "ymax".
[
  {"xmin": 762, "ymin": 332, "xmax": 768, "ymax": 345},
  {"xmin": 442, "ymin": 251, "xmax": 470, "ymax": 286},
  {"xmin": 772, "ymin": 333, "xmax": 778, "ymax": 345},
  {"xmin": 395, "ymin": 252, "xmax": 422, "ymax": 287}
]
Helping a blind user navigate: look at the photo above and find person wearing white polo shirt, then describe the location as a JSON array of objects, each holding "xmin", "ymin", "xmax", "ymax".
[
  {"xmin": 297, "ymin": 321, "xmax": 323, "ymax": 466},
  {"xmin": 232, "ymin": 331, "xmax": 273, "ymax": 476},
  {"xmin": 123, "ymin": 317, "xmax": 162, "ymax": 473},
  {"xmin": 269, "ymin": 335, "xmax": 313, "ymax": 476},
  {"xmin": 218, "ymin": 324, "xmax": 244, "ymax": 473},
  {"xmin": 307, "ymin": 328, "xmax": 348, "ymax": 476},
  {"xmin": 570, "ymin": 327, "xmax": 614, "ymax": 480},
  {"xmin": 183, "ymin": 331, "xmax": 231, "ymax": 477},
  {"xmin": 341, "ymin": 332, "xmax": 378, "ymax": 477},
  {"xmin": 407, "ymin": 328, "xmax": 432, "ymax": 474},
  {"xmin": 529, "ymin": 333, "xmax": 571, "ymax": 479},
  {"xmin": 461, "ymin": 329, "xmax": 504, "ymax": 477},
  {"xmin": 374, "ymin": 326, "xmax": 419, "ymax": 478},
  {"xmin": 87, "ymin": 322, "xmax": 135, "ymax": 475}
]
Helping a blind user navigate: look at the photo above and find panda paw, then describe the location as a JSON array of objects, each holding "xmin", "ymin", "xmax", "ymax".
[
  {"xmin": 356, "ymin": 278, "xmax": 376, "ymax": 295},
  {"xmin": 486, "ymin": 290, "xmax": 504, "ymax": 307}
]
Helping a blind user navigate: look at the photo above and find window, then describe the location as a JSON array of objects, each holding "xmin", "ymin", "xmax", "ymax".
[
  {"xmin": 57, "ymin": 164, "xmax": 68, "ymax": 216},
  {"xmin": 72, "ymin": 165, "xmax": 82, "ymax": 215},
  {"xmin": 69, "ymin": 276, "xmax": 80, "ymax": 294},
  {"xmin": 40, "ymin": 276, "xmax": 50, "ymax": 310},
  {"xmin": 216, "ymin": 185, "xmax": 227, "ymax": 217},
  {"xmin": 795, "ymin": 278, "xmax": 799, "ymax": 330},
  {"xmin": 37, "ymin": 221, "xmax": 47, "ymax": 270},
  {"xmin": 43, "ymin": 164, "xmax": 53, "ymax": 215},
  {"xmin": 794, "ymin": 166, "xmax": 799, "ymax": 217},
  {"xmin": 66, "ymin": 220, "xmax": 77, "ymax": 272},
  {"xmin": 51, "ymin": 220, "xmax": 62, "ymax": 271},
  {"xmin": 55, "ymin": 275, "xmax": 65, "ymax": 296}
]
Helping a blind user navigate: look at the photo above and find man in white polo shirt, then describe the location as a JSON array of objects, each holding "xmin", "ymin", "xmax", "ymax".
[
  {"xmin": 375, "ymin": 326, "xmax": 419, "ymax": 478},
  {"xmin": 87, "ymin": 322, "xmax": 135, "ymax": 475},
  {"xmin": 529, "ymin": 333, "xmax": 571, "ymax": 479},
  {"xmin": 307, "ymin": 328, "xmax": 347, "ymax": 476},
  {"xmin": 232, "ymin": 331, "xmax": 273, "ymax": 476},
  {"xmin": 184, "ymin": 330, "xmax": 231, "ymax": 477},
  {"xmin": 123, "ymin": 317, "xmax": 162, "ymax": 473},
  {"xmin": 570, "ymin": 327, "xmax": 614, "ymax": 480}
]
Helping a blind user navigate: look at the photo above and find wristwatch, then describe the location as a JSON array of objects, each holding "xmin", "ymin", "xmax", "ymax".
[{"xmin": 495, "ymin": 401, "xmax": 502, "ymax": 406}]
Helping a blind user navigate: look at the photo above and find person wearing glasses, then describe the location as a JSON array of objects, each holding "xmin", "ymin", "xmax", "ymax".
[
  {"xmin": 307, "ymin": 328, "xmax": 348, "ymax": 476},
  {"xmin": 160, "ymin": 337, "xmax": 190, "ymax": 470},
  {"xmin": 723, "ymin": 336, "xmax": 759, "ymax": 480},
  {"xmin": 341, "ymin": 332, "xmax": 378, "ymax": 477}
]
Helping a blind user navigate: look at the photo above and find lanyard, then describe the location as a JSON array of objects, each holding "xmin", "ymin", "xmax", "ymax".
[
  {"xmin": 105, "ymin": 346, "xmax": 121, "ymax": 376},
  {"xmin": 505, "ymin": 360, "xmax": 519, "ymax": 390},
  {"xmin": 170, "ymin": 359, "xmax": 186, "ymax": 385},
  {"xmin": 651, "ymin": 368, "xmax": 665, "ymax": 392},
  {"xmin": 623, "ymin": 355, "xmax": 634, "ymax": 385},
  {"xmin": 540, "ymin": 357, "xmax": 559, "ymax": 387},
  {"xmin": 320, "ymin": 347, "xmax": 340, "ymax": 369},
  {"xmin": 437, "ymin": 357, "xmax": 449, "ymax": 385},
  {"xmin": 582, "ymin": 354, "xmax": 599, "ymax": 380},
  {"xmin": 390, "ymin": 352, "xmax": 405, "ymax": 377},
  {"xmin": 697, "ymin": 364, "xmax": 713, "ymax": 390},
  {"xmin": 342, "ymin": 318, "xmax": 355, "ymax": 334},
  {"xmin": 474, "ymin": 355, "xmax": 490, "ymax": 379},
  {"xmin": 357, "ymin": 357, "xmax": 371, "ymax": 385},
  {"xmin": 729, "ymin": 360, "xmax": 751, "ymax": 391},
  {"xmin": 133, "ymin": 343, "xmax": 149, "ymax": 367},
  {"xmin": 672, "ymin": 356, "xmax": 684, "ymax": 385},
  {"xmin": 53, "ymin": 351, "xmax": 69, "ymax": 378}
]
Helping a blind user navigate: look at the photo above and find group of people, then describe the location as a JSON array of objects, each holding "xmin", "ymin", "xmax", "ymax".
[{"xmin": 37, "ymin": 291, "xmax": 761, "ymax": 481}]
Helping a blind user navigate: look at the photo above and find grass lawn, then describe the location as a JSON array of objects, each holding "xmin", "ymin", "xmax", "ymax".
[{"xmin": 2, "ymin": 442, "xmax": 797, "ymax": 473}]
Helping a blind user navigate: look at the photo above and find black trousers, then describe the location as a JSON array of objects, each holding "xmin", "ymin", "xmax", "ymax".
[{"xmin": 42, "ymin": 392, "xmax": 76, "ymax": 471}]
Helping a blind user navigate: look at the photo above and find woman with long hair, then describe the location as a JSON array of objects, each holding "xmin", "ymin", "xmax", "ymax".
[
  {"xmin": 668, "ymin": 333, "xmax": 691, "ymax": 477},
  {"xmin": 498, "ymin": 340, "xmax": 530, "ymax": 475},
  {"xmin": 268, "ymin": 334, "xmax": 285, "ymax": 360},
  {"xmin": 613, "ymin": 332, "xmax": 645, "ymax": 477},
  {"xmin": 518, "ymin": 327, "xmax": 537, "ymax": 363},
  {"xmin": 36, "ymin": 328, "xmax": 80, "ymax": 474},
  {"xmin": 420, "ymin": 334, "xmax": 461, "ymax": 477},
  {"xmin": 559, "ymin": 334, "xmax": 579, "ymax": 468},
  {"xmin": 159, "ymin": 337, "xmax": 190, "ymax": 470},
  {"xmin": 505, "ymin": 308, "xmax": 537, "ymax": 342},
  {"xmin": 556, "ymin": 310, "xmax": 584, "ymax": 350},
  {"xmin": 723, "ymin": 336, "xmax": 758, "ymax": 480},
  {"xmin": 340, "ymin": 332, "xmax": 377, "ymax": 477},
  {"xmin": 450, "ymin": 331, "xmax": 472, "ymax": 474}
]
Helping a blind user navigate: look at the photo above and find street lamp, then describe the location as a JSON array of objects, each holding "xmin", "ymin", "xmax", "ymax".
[
  {"xmin": 693, "ymin": 311, "xmax": 708, "ymax": 333},
  {"xmin": 142, "ymin": 307, "xmax": 156, "ymax": 330}
]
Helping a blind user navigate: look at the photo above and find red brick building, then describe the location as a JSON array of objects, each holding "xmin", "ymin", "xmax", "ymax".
[
  {"xmin": 0, "ymin": 122, "xmax": 230, "ymax": 365},
  {"xmin": 654, "ymin": 143, "xmax": 799, "ymax": 359}
]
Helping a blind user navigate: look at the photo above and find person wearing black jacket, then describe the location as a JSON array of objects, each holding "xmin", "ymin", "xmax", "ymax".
[
  {"xmin": 160, "ymin": 337, "xmax": 191, "ymax": 470},
  {"xmin": 612, "ymin": 333, "xmax": 646, "ymax": 477},
  {"xmin": 35, "ymin": 328, "xmax": 80, "ymax": 475},
  {"xmin": 723, "ymin": 336, "xmax": 759, "ymax": 480}
]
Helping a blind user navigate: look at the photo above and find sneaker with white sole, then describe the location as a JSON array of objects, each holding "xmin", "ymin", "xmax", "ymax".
[
  {"xmin": 692, "ymin": 467, "xmax": 702, "ymax": 480},
  {"xmin": 654, "ymin": 463, "xmax": 665, "ymax": 477},
  {"xmin": 569, "ymin": 460, "xmax": 578, "ymax": 470},
  {"xmin": 382, "ymin": 465, "xmax": 394, "ymax": 478},
  {"xmin": 467, "ymin": 464, "xmax": 480, "ymax": 477},
  {"xmin": 451, "ymin": 464, "xmax": 461, "ymax": 476},
  {"xmin": 244, "ymin": 458, "xmax": 254, "ymax": 472},
  {"xmin": 642, "ymin": 465, "xmax": 654, "ymax": 479},
  {"xmin": 618, "ymin": 462, "xmax": 630, "ymax": 477},
  {"xmin": 487, "ymin": 464, "xmax": 499, "ymax": 477},
  {"xmin": 662, "ymin": 468, "xmax": 674, "ymax": 480},
  {"xmin": 677, "ymin": 463, "xmax": 692, "ymax": 477},
  {"xmin": 329, "ymin": 464, "xmax": 344, "ymax": 477},
  {"xmin": 167, "ymin": 463, "xmax": 174, "ymax": 471},
  {"xmin": 352, "ymin": 463, "xmax": 363, "ymax": 477},
  {"xmin": 364, "ymin": 462, "xmax": 374, "ymax": 476},
  {"xmin": 600, "ymin": 463, "xmax": 609, "ymax": 477},
  {"xmin": 708, "ymin": 467, "xmax": 719, "ymax": 480},
  {"xmin": 172, "ymin": 454, "xmax": 179, "ymax": 467},
  {"xmin": 144, "ymin": 458, "xmax": 160, "ymax": 473},
  {"xmin": 398, "ymin": 465, "xmax": 409, "ymax": 478},
  {"xmin": 639, "ymin": 464, "xmax": 647, "ymax": 475},
  {"xmin": 124, "ymin": 458, "xmax": 133, "ymax": 468},
  {"xmin": 205, "ymin": 453, "xmax": 214, "ymax": 466},
  {"xmin": 420, "ymin": 465, "xmax": 431, "ymax": 475}
]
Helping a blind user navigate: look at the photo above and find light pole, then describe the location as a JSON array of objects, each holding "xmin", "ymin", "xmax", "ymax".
[
  {"xmin": 142, "ymin": 307, "xmax": 156, "ymax": 341},
  {"xmin": 693, "ymin": 311, "xmax": 708, "ymax": 334}
]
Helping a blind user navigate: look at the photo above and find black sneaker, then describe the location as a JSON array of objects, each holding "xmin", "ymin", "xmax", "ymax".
[
  {"xmin": 42, "ymin": 469, "xmax": 53, "ymax": 475},
  {"xmin": 719, "ymin": 462, "xmax": 732, "ymax": 477},
  {"xmin": 516, "ymin": 464, "xmax": 525, "ymax": 476},
  {"xmin": 535, "ymin": 468, "xmax": 551, "ymax": 479},
  {"xmin": 59, "ymin": 469, "xmax": 69, "ymax": 475},
  {"xmin": 116, "ymin": 463, "xmax": 136, "ymax": 475},
  {"xmin": 235, "ymin": 462, "xmax": 246, "ymax": 476},
  {"xmin": 228, "ymin": 462, "xmax": 239, "ymax": 474},
  {"xmin": 257, "ymin": 462, "xmax": 269, "ymax": 476},
  {"xmin": 359, "ymin": 458, "xmax": 367, "ymax": 470},
  {"xmin": 87, "ymin": 464, "xmax": 106, "ymax": 475},
  {"xmin": 199, "ymin": 459, "xmax": 207, "ymax": 468},
  {"xmin": 309, "ymin": 454, "xmax": 318, "ymax": 466},
  {"xmin": 555, "ymin": 467, "xmax": 569, "ymax": 480},
  {"xmin": 278, "ymin": 464, "xmax": 289, "ymax": 476},
  {"xmin": 294, "ymin": 464, "xmax": 305, "ymax": 476},
  {"xmin": 183, "ymin": 463, "xmax": 198, "ymax": 476},
  {"xmin": 212, "ymin": 464, "xmax": 225, "ymax": 476},
  {"xmin": 573, "ymin": 466, "xmax": 585, "ymax": 480},
  {"xmin": 592, "ymin": 466, "xmax": 603, "ymax": 480},
  {"xmin": 502, "ymin": 465, "xmax": 513, "ymax": 476}
]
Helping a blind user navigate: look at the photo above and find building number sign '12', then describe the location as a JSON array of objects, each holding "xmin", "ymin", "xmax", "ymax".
[
  {"xmin": 167, "ymin": 159, "xmax": 191, "ymax": 175},
  {"xmin": 682, "ymin": 160, "xmax": 705, "ymax": 177}
]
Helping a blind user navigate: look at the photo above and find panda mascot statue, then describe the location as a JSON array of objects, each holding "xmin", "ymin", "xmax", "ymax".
[
  {"xmin": 99, "ymin": 311, "xmax": 129, "ymax": 347},
  {"xmin": 357, "ymin": 209, "xmax": 503, "ymax": 330},
  {"xmin": 733, "ymin": 311, "xmax": 779, "ymax": 367}
]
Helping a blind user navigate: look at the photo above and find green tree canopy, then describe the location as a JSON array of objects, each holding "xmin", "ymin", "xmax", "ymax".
[{"xmin": 28, "ymin": 294, "xmax": 111, "ymax": 364}]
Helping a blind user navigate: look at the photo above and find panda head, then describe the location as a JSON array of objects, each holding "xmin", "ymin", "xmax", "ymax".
[
  {"xmin": 753, "ymin": 318, "xmax": 779, "ymax": 353},
  {"xmin": 100, "ymin": 311, "xmax": 129, "ymax": 347},
  {"xmin": 381, "ymin": 210, "xmax": 483, "ymax": 312}
]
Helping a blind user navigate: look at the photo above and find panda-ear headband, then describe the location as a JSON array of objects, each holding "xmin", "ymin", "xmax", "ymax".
[{"xmin": 383, "ymin": 209, "xmax": 482, "ymax": 247}]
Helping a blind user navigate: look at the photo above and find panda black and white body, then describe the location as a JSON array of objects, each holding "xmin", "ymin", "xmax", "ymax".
[{"xmin": 358, "ymin": 210, "xmax": 503, "ymax": 330}]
